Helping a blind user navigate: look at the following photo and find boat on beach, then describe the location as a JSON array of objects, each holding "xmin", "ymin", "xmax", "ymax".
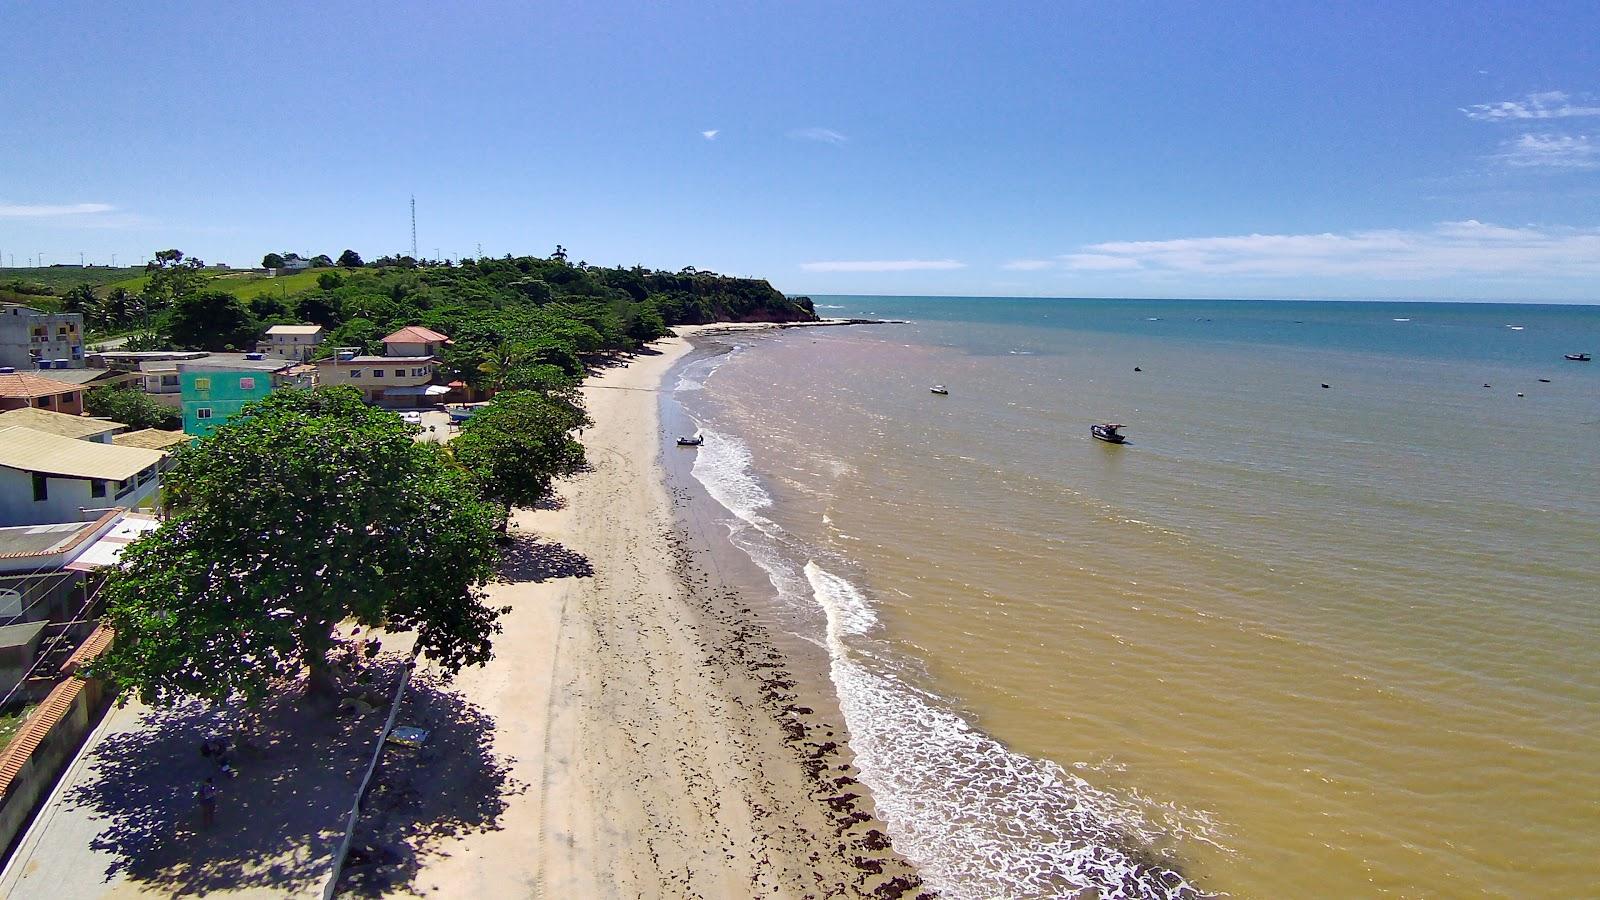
[
  {"xmin": 1091, "ymin": 423, "xmax": 1127, "ymax": 444},
  {"xmin": 677, "ymin": 433, "xmax": 704, "ymax": 446},
  {"xmin": 930, "ymin": 385, "xmax": 949, "ymax": 395},
  {"xmin": 1565, "ymin": 353, "xmax": 1591, "ymax": 361}
]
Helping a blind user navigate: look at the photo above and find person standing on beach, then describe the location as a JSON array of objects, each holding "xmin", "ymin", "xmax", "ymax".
[{"xmin": 197, "ymin": 777, "xmax": 218, "ymax": 828}]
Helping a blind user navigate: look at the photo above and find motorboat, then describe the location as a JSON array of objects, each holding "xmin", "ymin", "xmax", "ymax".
[
  {"xmin": 676, "ymin": 434, "xmax": 704, "ymax": 447},
  {"xmin": 1565, "ymin": 353, "xmax": 1591, "ymax": 361},
  {"xmin": 1091, "ymin": 423, "xmax": 1127, "ymax": 444},
  {"xmin": 930, "ymin": 385, "xmax": 949, "ymax": 395}
]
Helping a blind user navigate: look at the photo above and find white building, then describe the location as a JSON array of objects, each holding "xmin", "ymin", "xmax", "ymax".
[
  {"xmin": 262, "ymin": 324, "xmax": 326, "ymax": 361},
  {"xmin": 0, "ymin": 306, "xmax": 85, "ymax": 370},
  {"xmin": 0, "ymin": 427, "xmax": 164, "ymax": 526}
]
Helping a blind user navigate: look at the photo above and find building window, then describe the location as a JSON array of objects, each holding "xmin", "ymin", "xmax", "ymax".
[
  {"xmin": 239, "ymin": 376, "xmax": 256, "ymax": 390},
  {"xmin": 194, "ymin": 377, "xmax": 211, "ymax": 390},
  {"xmin": 32, "ymin": 472, "xmax": 48, "ymax": 502},
  {"xmin": 412, "ymin": 367, "xmax": 426, "ymax": 377},
  {"xmin": 161, "ymin": 375, "xmax": 179, "ymax": 387},
  {"xmin": 196, "ymin": 407, "xmax": 213, "ymax": 420},
  {"xmin": 372, "ymin": 369, "xmax": 385, "ymax": 378},
  {"xmin": 35, "ymin": 397, "xmax": 50, "ymax": 408},
  {"xmin": 63, "ymin": 392, "xmax": 77, "ymax": 404},
  {"xmin": 92, "ymin": 479, "xmax": 107, "ymax": 498},
  {"xmin": 349, "ymin": 369, "xmax": 363, "ymax": 378}
]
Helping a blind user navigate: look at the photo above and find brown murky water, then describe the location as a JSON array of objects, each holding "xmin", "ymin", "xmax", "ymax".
[{"xmin": 673, "ymin": 299, "xmax": 1600, "ymax": 898}]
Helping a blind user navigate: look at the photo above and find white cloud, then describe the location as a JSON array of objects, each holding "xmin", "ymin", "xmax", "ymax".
[
  {"xmin": 1060, "ymin": 221, "xmax": 1600, "ymax": 279},
  {"xmin": 1062, "ymin": 253, "xmax": 1142, "ymax": 271},
  {"xmin": 1001, "ymin": 259, "xmax": 1054, "ymax": 270},
  {"xmin": 788, "ymin": 127, "xmax": 848, "ymax": 145},
  {"xmin": 800, "ymin": 259, "xmax": 965, "ymax": 272},
  {"xmin": 0, "ymin": 202, "xmax": 116, "ymax": 218},
  {"xmin": 1462, "ymin": 91, "xmax": 1600, "ymax": 121},
  {"xmin": 1496, "ymin": 133, "xmax": 1598, "ymax": 169},
  {"xmin": 701, "ymin": 129, "xmax": 719, "ymax": 140}
]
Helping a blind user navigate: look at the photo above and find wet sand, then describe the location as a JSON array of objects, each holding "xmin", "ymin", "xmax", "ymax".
[{"xmin": 409, "ymin": 327, "xmax": 927, "ymax": 898}]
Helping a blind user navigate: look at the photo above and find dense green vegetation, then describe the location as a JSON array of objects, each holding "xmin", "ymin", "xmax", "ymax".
[
  {"xmin": 451, "ymin": 390, "xmax": 590, "ymax": 533},
  {"xmin": 90, "ymin": 388, "xmax": 503, "ymax": 704},
  {"xmin": 8, "ymin": 250, "xmax": 814, "ymax": 375},
  {"xmin": 84, "ymin": 386, "xmax": 182, "ymax": 431}
]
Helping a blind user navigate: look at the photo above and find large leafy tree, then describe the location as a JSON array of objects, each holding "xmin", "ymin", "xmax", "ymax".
[
  {"xmin": 452, "ymin": 390, "xmax": 588, "ymax": 531},
  {"xmin": 85, "ymin": 386, "xmax": 181, "ymax": 431},
  {"xmin": 262, "ymin": 252, "xmax": 286, "ymax": 268},
  {"xmin": 337, "ymin": 249, "xmax": 364, "ymax": 268},
  {"xmin": 90, "ymin": 388, "xmax": 503, "ymax": 705},
  {"xmin": 167, "ymin": 290, "xmax": 259, "ymax": 350}
]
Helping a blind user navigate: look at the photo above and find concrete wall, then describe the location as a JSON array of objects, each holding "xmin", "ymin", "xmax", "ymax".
[{"xmin": 0, "ymin": 673, "xmax": 112, "ymax": 862}]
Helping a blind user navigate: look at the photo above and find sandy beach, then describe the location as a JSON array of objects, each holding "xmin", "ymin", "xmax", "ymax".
[{"xmin": 406, "ymin": 327, "xmax": 927, "ymax": 898}]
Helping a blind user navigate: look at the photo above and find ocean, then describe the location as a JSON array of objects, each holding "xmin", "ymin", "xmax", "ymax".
[{"xmin": 666, "ymin": 297, "xmax": 1600, "ymax": 898}]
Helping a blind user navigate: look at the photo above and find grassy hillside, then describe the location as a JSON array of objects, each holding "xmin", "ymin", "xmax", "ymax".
[{"xmin": 1, "ymin": 266, "xmax": 146, "ymax": 293}]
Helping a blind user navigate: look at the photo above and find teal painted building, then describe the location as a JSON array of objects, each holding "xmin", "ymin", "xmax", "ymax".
[{"xmin": 179, "ymin": 356, "xmax": 315, "ymax": 436}]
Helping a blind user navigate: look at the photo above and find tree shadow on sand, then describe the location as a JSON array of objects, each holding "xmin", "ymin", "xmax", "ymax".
[
  {"xmin": 336, "ymin": 670, "xmax": 525, "ymax": 895},
  {"xmin": 66, "ymin": 658, "xmax": 516, "ymax": 897},
  {"xmin": 497, "ymin": 533, "xmax": 594, "ymax": 583}
]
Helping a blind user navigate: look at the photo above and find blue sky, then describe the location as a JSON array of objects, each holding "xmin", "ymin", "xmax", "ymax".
[{"xmin": 2, "ymin": 1, "xmax": 1598, "ymax": 301}]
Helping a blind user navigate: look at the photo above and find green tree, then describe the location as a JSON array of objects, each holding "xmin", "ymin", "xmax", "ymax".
[
  {"xmin": 167, "ymin": 290, "xmax": 259, "ymax": 350},
  {"xmin": 337, "ymin": 249, "xmax": 364, "ymax": 268},
  {"xmin": 140, "ymin": 249, "xmax": 208, "ymax": 326},
  {"xmin": 310, "ymin": 254, "xmax": 334, "ymax": 268},
  {"xmin": 89, "ymin": 388, "xmax": 503, "ymax": 704},
  {"xmin": 452, "ymin": 390, "xmax": 588, "ymax": 533},
  {"xmin": 248, "ymin": 293, "xmax": 289, "ymax": 320},
  {"xmin": 85, "ymin": 386, "xmax": 182, "ymax": 431},
  {"xmin": 262, "ymin": 252, "xmax": 286, "ymax": 269},
  {"xmin": 296, "ymin": 291, "xmax": 343, "ymax": 328},
  {"xmin": 61, "ymin": 284, "xmax": 99, "ymax": 316}
]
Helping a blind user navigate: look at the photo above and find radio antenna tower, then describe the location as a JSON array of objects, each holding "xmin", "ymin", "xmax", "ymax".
[{"xmin": 410, "ymin": 195, "xmax": 418, "ymax": 259}]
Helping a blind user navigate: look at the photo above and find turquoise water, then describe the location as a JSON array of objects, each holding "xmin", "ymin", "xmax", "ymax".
[{"xmin": 679, "ymin": 297, "xmax": 1600, "ymax": 898}]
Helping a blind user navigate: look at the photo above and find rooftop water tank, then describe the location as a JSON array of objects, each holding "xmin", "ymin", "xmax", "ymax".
[
  {"xmin": 36, "ymin": 359, "xmax": 51, "ymax": 369},
  {"xmin": 338, "ymin": 352, "xmax": 356, "ymax": 362},
  {"xmin": 0, "ymin": 367, "xmax": 14, "ymax": 375},
  {"xmin": 244, "ymin": 351, "xmax": 265, "ymax": 360},
  {"xmin": 54, "ymin": 359, "xmax": 68, "ymax": 367}
]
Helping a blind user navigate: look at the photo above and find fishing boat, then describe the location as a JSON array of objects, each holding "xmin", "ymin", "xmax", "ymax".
[
  {"xmin": 676, "ymin": 434, "xmax": 704, "ymax": 446},
  {"xmin": 930, "ymin": 385, "xmax": 949, "ymax": 395},
  {"xmin": 1091, "ymin": 423, "xmax": 1127, "ymax": 444},
  {"xmin": 1565, "ymin": 352, "xmax": 1591, "ymax": 361}
]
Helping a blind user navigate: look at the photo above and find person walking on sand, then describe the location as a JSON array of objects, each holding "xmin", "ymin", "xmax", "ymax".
[{"xmin": 197, "ymin": 777, "xmax": 218, "ymax": 828}]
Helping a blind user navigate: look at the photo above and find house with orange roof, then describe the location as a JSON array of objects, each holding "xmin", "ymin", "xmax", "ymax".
[
  {"xmin": 0, "ymin": 370, "xmax": 86, "ymax": 416},
  {"xmin": 381, "ymin": 325, "xmax": 451, "ymax": 358}
]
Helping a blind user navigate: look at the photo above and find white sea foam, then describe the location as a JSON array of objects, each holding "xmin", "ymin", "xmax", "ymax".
[
  {"xmin": 691, "ymin": 426, "xmax": 1208, "ymax": 899},
  {"xmin": 807, "ymin": 563, "xmax": 1208, "ymax": 899},
  {"xmin": 691, "ymin": 429, "xmax": 774, "ymax": 528}
]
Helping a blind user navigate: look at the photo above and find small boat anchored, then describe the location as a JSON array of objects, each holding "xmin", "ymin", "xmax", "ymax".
[
  {"xmin": 676, "ymin": 433, "xmax": 704, "ymax": 447},
  {"xmin": 930, "ymin": 385, "xmax": 949, "ymax": 395},
  {"xmin": 1091, "ymin": 423, "xmax": 1127, "ymax": 444},
  {"xmin": 1565, "ymin": 353, "xmax": 1591, "ymax": 362}
]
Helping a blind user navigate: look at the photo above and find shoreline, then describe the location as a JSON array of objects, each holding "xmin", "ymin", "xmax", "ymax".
[{"xmin": 408, "ymin": 326, "xmax": 927, "ymax": 897}]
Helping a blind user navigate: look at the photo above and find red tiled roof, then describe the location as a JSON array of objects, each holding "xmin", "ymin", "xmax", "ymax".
[
  {"xmin": 0, "ymin": 372, "xmax": 81, "ymax": 399},
  {"xmin": 382, "ymin": 326, "xmax": 450, "ymax": 344}
]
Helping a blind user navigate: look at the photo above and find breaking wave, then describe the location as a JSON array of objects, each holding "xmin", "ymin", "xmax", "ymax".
[{"xmin": 691, "ymin": 426, "xmax": 1214, "ymax": 899}]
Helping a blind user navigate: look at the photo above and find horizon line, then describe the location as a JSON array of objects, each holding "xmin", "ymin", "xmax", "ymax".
[{"xmin": 789, "ymin": 292, "xmax": 1600, "ymax": 307}]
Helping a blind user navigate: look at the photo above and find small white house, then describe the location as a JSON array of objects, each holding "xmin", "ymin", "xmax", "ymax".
[
  {"xmin": 0, "ymin": 426, "xmax": 164, "ymax": 526},
  {"xmin": 262, "ymin": 324, "xmax": 326, "ymax": 362}
]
